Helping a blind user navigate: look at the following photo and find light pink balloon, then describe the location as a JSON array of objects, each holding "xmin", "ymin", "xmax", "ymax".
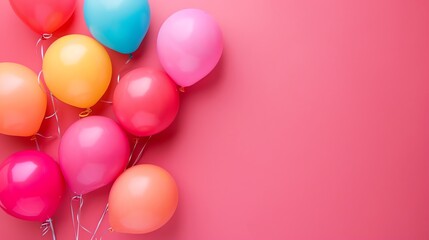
[
  {"xmin": 59, "ymin": 116, "xmax": 130, "ymax": 195},
  {"xmin": 157, "ymin": 9, "xmax": 223, "ymax": 87}
]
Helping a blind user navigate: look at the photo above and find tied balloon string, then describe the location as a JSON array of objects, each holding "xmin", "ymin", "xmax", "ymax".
[
  {"xmin": 79, "ymin": 108, "xmax": 93, "ymax": 118},
  {"xmin": 36, "ymin": 34, "xmax": 61, "ymax": 137},
  {"xmin": 48, "ymin": 92, "xmax": 61, "ymax": 136},
  {"xmin": 130, "ymin": 136, "xmax": 152, "ymax": 167},
  {"xmin": 89, "ymin": 204, "xmax": 109, "ymax": 240},
  {"xmin": 127, "ymin": 138, "xmax": 140, "ymax": 165},
  {"xmin": 41, "ymin": 218, "xmax": 57, "ymax": 240},
  {"xmin": 36, "ymin": 33, "xmax": 52, "ymax": 60},
  {"xmin": 71, "ymin": 195, "xmax": 84, "ymax": 240},
  {"xmin": 37, "ymin": 70, "xmax": 61, "ymax": 137},
  {"xmin": 178, "ymin": 86, "xmax": 186, "ymax": 93},
  {"xmin": 100, "ymin": 53, "xmax": 133, "ymax": 105},
  {"xmin": 100, "ymin": 53, "xmax": 133, "ymax": 104},
  {"xmin": 90, "ymin": 136, "xmax": 150, "ymax": 239},
  {"xmin": 31, "ymin": 133, "xmax": 55, "ymax": 151},
  {"xmin": 95, "ymin": 227, "xmax": 113, "ymax": 240},
  {"xmin": 116, "ymin": 53, "xmax": 133, "ymax": 83}
]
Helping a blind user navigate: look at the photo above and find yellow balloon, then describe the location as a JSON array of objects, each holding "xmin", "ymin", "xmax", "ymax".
[{"xmin": 43, "ymin": 34, "xmax": 112, "ymax": 109}]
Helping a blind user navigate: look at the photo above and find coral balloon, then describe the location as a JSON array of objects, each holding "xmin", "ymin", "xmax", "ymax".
[
  {"xmin": 43, "ymin": 34, "xmax": 112, "ymax": 109},
  {"xmin": 157, "ymin": 9, "xmax": 223, "ymax": 87},
  {"xmin": 59, "ymin": 116, "xmax": 129, "ymax": 195},
  {"xmin": 109, "ymin": 164, "xmax": 179, "ymax": 234},
  {"xmin": 0, "ymin": 151, "xmax": 65, "ymax": 222},
  {"xmin": 9, "ymin": 0, "xmax": 76, "ymax": 34},
  {"xmin": 113, "ymin": 68, "xmax": 180, "ymax": 136},
  {"xmin": 0, "ymin": 62, "xmax": 47, "ymax": 137},
  {"xmin": 84, "ymin": 0, "xmax": 150, "ymax": 54}
]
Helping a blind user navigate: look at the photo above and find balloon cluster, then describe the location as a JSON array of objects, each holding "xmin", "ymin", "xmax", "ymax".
[{"xmin": 0, "ymin": 0, "xmax": 223, "ymax": 238}]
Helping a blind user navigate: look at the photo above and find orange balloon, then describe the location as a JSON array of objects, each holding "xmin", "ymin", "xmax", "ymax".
[
  {"xmin": 108, "ymin": 164, "xmax": 179, "ymax": 234},
  {"xmin": 0, "ymin": 63, "xmax": 47, "ymax": 137},
  {"xmin": 43, "ymin": 34, "xmax": 112, "ymax": 109}
]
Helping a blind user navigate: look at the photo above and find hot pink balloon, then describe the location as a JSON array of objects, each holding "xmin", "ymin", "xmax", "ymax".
[
  {"xmin": 113, "ymin": 68, "xmax": 180, "ymax": 136},
  {"xmin": 157, "ymin": 9, "xmax": 223, "ymax": 87},
  {"xmin": 9, "ymin": 0, "xmax": 76, "ymax": 35},
  {"xmin": 59, "ymin": 116, "xmax": 130, "ymax": 195},
  {"xmin": 0, "ymin": 151, "xmax": 65, "ymax": 222}
]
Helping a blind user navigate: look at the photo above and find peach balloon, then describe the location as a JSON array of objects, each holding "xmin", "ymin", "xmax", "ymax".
[
  {"xmin": 0, "ymin": 63, "xmax": 47, "ymax": 137},
  {"xmin": 109, "ymin": 164, "xmax": 179, "ymax": 234}
]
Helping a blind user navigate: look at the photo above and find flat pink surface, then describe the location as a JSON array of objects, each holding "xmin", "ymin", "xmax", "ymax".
[{"xmin": 1, "ymin": 0, "xmax": 429, "ymax": 239}]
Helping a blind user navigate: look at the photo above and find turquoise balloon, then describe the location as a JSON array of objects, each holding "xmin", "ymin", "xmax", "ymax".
[{"xmin": 84, "ymin": 0, "xmax": 150, "ymax": 54}]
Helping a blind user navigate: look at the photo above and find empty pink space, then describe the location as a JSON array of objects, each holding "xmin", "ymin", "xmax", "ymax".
[{"xmin": 1, "ymin": 0, "xmax": 429, "ymax": 240}]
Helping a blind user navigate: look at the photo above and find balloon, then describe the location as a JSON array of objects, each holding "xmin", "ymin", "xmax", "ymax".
[
  {"xmin": 0, "ymin": 63, "xmax": 47, "ymax": 137},
  {"xmin": 9, "ymin": 0, "xmax": 76, "ymax": 35},
  {"xmin": 113, "ymin": 68, "xmax": 180, "ymax": 136},
  {"xmin": 109, "ymin": 164, "xmax": 178, "ymax": 234},
  {"xmin": 59, "ymin": 116, "xmax": 129, "ymax": 195},
  {"xmin": 84, "ymin": 0, "xmax": 150, "ymax": 54},
  {"xmin": 43, "ymin": 34, "xmax": 112, "ymax": 109},
  {"xmin": 0, "ymin": 151, "xmax": 65, "ymax": 222},
  {"xmin": 157, "ymin": 9, "xmax": 223, "ymax": 87}
]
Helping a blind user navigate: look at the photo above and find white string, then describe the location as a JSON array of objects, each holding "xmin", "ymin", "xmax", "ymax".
[
  {"xmin": 71, "ymin": 195, "xmax": 84, "ymax": 240},
  {"xmin": 90, "ymin": 136, "xmax": 150, "ymax": 239},
  {"xmin": 32, "ymin": 133, "xmax": 55, "ymax": 152},
  {"xmin": 116, "ymin": 53, "xmax": 133, "ymax": 83},
  {"xmin": 127, "ymin": 138, "xmax": 140, "ymax": 165},
  {"xmin": 36, "ymin": 37, "xmax": 61, "ymax": 138},
  {"xmin": 33, "ymin": 136, "xmax": 40, "ymax": 151},
  {"xmin": 130, "ymin": 136, "xmax": 152, "ymax": 167},
  {"xmin": 96, "ymin": 227, "xmax": 112, "ymax": 240},
  {"xmin": 89, "ymin": 204, "xmax": 109, "ymax": 240},
  {"xmin": 49, "ymin": 92, "xmax": 61, "ymax": 136},
  {"xmin": 41, "ymin": 218, "xmax": 57, "ymax": 240}
]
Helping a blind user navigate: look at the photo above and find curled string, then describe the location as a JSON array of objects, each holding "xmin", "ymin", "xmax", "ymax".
[
  {"xmin": 79, "ymin": 108, "xmax": 93, "ymax": 118},
  {"xmin": 116, "ymin": 53, "xmax": 133, "ymax": 83},
  {"xmin": 37, "ymin": 70, "xmax": 43, "ymax": 87},
  {"xmin": 48, "ymin": 92, "xmax": 61, "ymax": 136},
  {"xmin": 36, "ymin": 34, "xmax": 52, "ymax": 60},
  {"xmin": 41, "ymin": 218, "xmax": 57, "ymax": 240},
  {"xmin": 31, "ymin": 135, "xmax": 40, "ymax": 151},
  {"xmin": 31, "ymin": 133, "xmax": 56, "ymax": 151},
  {"xmin": 70, "ymin": 195, "xmax": 84, "ymax": 240},
  {"xmin": 100, "ymin": 53, "xmax": 133, "ymax": 104},
  {"xmin": 40, "ymin": 219, "xmax": 56, "ymax": 240},
  {"xmin": 89, "ymin": 204, "xmax": 109, "ymax": 240},
  {"xmin": 130, "ymin": 136, "xmax": 152, "ymax": 167},
  {"xmin": 36, "ymin": 44, "xmax": 61, "ymax": 137}
]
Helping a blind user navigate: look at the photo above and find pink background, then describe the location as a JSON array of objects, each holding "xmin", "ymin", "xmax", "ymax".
[{"xmin": 1, "ymin": 0, "xmax": 429, "ymax": 239}]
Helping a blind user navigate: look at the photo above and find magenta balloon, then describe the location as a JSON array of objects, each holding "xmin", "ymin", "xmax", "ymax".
[
  {"xmin": 157, "ymin": 9, "xmax": 223, "ymax": 87},
  {"xmin": 113, "ymin": 68, "xmax": 180, "ymax": 137},
  {"xmin": 59, "ymin": 116, "xmax": 130, "ymax": 195},
  {"xmin": 0, "ymin": 150, "xmax": 65, "ymax": 222}
]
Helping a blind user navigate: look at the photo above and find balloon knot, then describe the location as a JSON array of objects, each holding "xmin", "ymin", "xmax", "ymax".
[
  {"xmin": 42, "ymin": 33, "xmax": 53, "ymax": 40},
  {"xmin": 178, "ymin": 86, "xmax": 186, "ymax": 93},
  {"xmin": 79, "ymin": 108, "xmax": 93, "ymax": 118}
]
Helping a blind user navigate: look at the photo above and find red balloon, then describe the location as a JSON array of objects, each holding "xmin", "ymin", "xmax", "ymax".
[
  {"xmin": 9, "ymin": 0, "xmax": 76, "ymax": 34},
  {"xmin": 0, "ymin": 151, "xmax": 65, "ymax": 222},
  {"xmin": 113, "ymin": 68, "xmax": 180, "ymax": 136}
]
